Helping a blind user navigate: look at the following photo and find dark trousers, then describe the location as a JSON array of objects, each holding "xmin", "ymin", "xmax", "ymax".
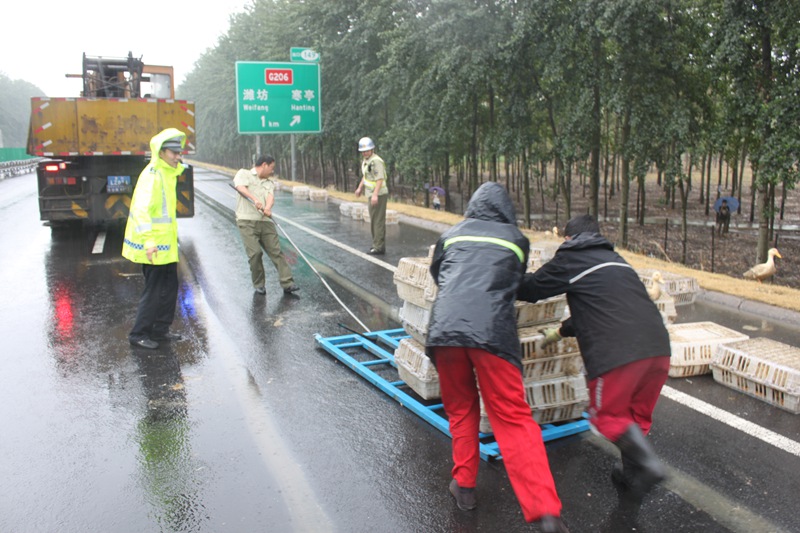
[
  {"xmin": 129, "ymin": 262, "xmax": 179, "ymax": 341},
  {"xmin": 236, "ymin": 219, "xmax": 294, "ymax": 289},
  {"xmin": 368, "ymin": 194, "xmax": 388, "ymax": 251}
]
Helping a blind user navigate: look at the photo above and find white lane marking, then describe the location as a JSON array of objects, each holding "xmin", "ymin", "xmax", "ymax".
[
  {"xmin": 589, "ymin": 434, "xmax": 791, "ymax": 533},
  {"xmin": 198, "ymin": 287, "xmax": 334, "ymax": 532},
  {"xmin": 661, "ymin": 385, "xmax": 800, "ymax": 457},
  {"xmin": 92, "ymin": 231, "xmax": 107, "ymax": 254}
]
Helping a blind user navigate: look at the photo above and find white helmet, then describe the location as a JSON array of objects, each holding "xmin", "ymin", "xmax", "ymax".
[{"xmin": 358, "ymin": 137, "xmax": 375, "ymax": 152}]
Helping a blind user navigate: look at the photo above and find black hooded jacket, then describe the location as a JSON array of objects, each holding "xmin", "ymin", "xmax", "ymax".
[
  {"xmin": 426, "ymin": 182, "xmax": 530, "ymax": 369},
  {"xmin": 517, "ymin": 232, "xmax": 671, "ymax": 379}
]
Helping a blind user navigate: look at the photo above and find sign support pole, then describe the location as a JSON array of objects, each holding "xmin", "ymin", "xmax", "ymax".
[{"xmin": 291, "ymin": 134, "xmax": 297, "ymax": 182}]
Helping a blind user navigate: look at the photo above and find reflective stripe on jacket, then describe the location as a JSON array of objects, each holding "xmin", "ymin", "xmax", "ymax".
[{"xmin": 426, "ymin": 182, "xmax": 530, "ymax": 370}]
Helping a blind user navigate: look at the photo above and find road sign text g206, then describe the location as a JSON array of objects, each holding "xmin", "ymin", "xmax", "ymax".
[{"xmin": 265, "ymin": 69, "xmax": 293, "ymax": 84}]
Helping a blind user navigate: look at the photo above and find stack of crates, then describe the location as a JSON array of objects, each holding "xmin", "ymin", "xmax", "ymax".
[
  {"xmin": 394, "ymin": 337, "xmax": 440, "ymax": 400},
  {"xmin": 392, "ymin": 255, "xmax": 587, "ymax": 429},
  {"xmin": 292, "ymin": 186, "xmax": 310, "ymax": 200},
  {"xmin": 666, "ymin": 322, "xmax": 750, "ymax": 377},
  {"xmin": 637, "ymin": 268, "xmax": 699, "ymax": 306},
  {"xmin": 711, "ymin": 338, "xmax": 800, "ymax": 414},
  {"xmin": 350, "ymin": 204, "xmax": 367, "ymax": 220},
  {"xmin": 363, "ymin": 208, "xmax": 399, "ymax": 225},
  {"xmin": 308, "ymin": 189, "xmax": 328, "ymax": 202},
  {"xmin": 480, "ymin": 325, "xmax": 585, "ymax": 432},
  {"xmin": 528, "ymin": 240, "xmax": 561, "ymax": 271},
  {"xmin": 339, "ymin": 202, "xmax": 359, "ymax": 216}
]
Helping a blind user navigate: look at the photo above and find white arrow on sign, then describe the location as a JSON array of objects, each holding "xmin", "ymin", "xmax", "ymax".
[{"xmin": 290, "ymin": 115, "xmax": 301, "ymax": 126}]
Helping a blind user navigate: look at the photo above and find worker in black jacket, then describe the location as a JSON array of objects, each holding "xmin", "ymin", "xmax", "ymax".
[
  {"xmin": 517, "ymin": 214, "xmax": 671, "ymax": 499},
  {"xmin": 426, "ymin": 182, "xmax": 568, "ymax": 533}
]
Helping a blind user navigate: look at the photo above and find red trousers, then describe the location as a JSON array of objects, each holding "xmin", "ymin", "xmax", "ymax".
[
  {"xmin": 435, "ymin": 346, "xmax": 562, "ymax": 522},
  {"xmin": 587, "ymin": 355, "xmax": 670, "ymax": 441}
]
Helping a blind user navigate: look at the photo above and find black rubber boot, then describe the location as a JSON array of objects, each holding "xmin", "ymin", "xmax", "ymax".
[
  {"xmin": 610, "ymin": 455, "xmax": 637, "ymax": 487},
  {"xmin": 537, "ymin": 514, "xmax": 570, "ymax": 533},
  {"xmin": 613, "ymin": 424, "xmax": 665, "ymax": 497}
]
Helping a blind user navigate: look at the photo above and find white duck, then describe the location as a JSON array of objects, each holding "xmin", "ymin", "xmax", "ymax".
[
  {"xmin": 743, "ymin": 248, "xmax": 782, "ymax": 283},
  {"xmin": 647, "ymin": 271, "xmax": 664, "ymax": 301}
]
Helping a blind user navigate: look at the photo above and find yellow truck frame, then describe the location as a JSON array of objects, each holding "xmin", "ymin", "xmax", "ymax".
[{"xmin": 27, "ymin": 52, "xmax": 195, "ymax": 225}]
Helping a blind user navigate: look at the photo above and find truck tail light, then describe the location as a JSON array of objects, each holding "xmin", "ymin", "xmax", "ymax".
[
  {"xmin": 44, "ymin": 163, "xmax": 67, "ymax": 172},
  {"xmin": 46, "ymin": 177, "xmax": 77, "ymax": 185}
]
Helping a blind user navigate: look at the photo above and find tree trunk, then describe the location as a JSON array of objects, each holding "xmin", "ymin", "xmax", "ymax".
[{"xmin": 617, "ymin": 109, "xmax": 631, "ymax": 248}]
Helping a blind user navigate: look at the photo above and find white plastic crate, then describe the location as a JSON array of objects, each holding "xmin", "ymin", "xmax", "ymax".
[
  {"xmin": 638, "ymin": 268, "xmax": 699, "ymax": 306},
  {"xmin": 399, "ymin": 301, "xmax": 431, "ymax": 334},
  {"xmin": 521, "ymin": 374, "xmax": 589, "ymax": 406},
  {"xmin": 339, "ymin": 202, "xmax": 358, "ymax": 216},
  {"xmin": 516, "ymin": 296, "xmax": 567, "ymax": 328},
  {"xmin": 655, "ymin": 292, "xmax": 677, "ymax": 325},
  {"xmin": 527, "ymin": 257, "xmax": 545, "ymax": 272},
  {"xmin": 362, "ymin": 208, "xmax": 398, "ymax": 224},
  {"xmin": 521, "ymin": 353, "xmax": 584, "ymax": 380},
  {"xmin": 528, "ymin": 241, "xmax": 560, "ymax": 264},
  {"xmin": 402, "ymin": 320, "xmax": 427, "ymax": 346},
  {"xmin": 398, "ymin": 365, "xmax": 440, "ymax": 400},
  {"xmin": 479, "ymin": 376, "xmax": 588, "ymax": 433},
  {"xmin": 394, "ymin": 338, "xmax": 437, "ymax": 381},
  {"xmin": 292, "ymin": 186, "xmax": 310, "ymax": 199},
  {"xmin": 667, "ymin": 322, "xmax": 750, "ymax": 377},
  {"xmin": 518, "ymin": 326, "xmax": 581, "ymax": 361},
  {"xmin": 711, "ymin": 338, "xmax": 800, "ymax": 413},
  {"xmin": 350, "ymin": 203, "xmax": 367, "ymax": 220},
  {"xmin": 308, "ymin": 189, "xmax": 328, "ymax": 202},
  {"xmin": 393, "ymin": 257, "xmax": 438, "ymax": 308}
]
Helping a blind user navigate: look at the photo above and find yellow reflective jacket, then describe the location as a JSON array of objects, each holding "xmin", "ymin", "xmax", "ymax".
[{"xmin": 122, "ymin": 128, "xmax": 186, "ymax": 265}]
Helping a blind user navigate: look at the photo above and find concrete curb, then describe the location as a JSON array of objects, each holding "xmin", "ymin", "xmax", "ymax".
[{"xmin": 697, "ymin": 289, "xmax": 800, "ymax": 329}]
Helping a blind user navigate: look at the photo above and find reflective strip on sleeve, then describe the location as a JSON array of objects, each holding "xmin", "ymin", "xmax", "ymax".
[
  {"xmin": 443, "ymin": 235, "xmax": 525, "ymax": 263},
  {"xmin": 569, "ymin": 262, "xmax": 633, "ymax": 284}
]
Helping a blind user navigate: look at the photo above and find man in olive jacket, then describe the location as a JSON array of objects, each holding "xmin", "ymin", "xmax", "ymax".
[
  {"xmin": 123, "ymin": 128, "xmax": 187, "ymax": 349},
  {"xmin": 426, "ymin": 182, "xmax": 568, "ymax": 533},
  {"xmin": 518, "ymin": 214, "xmax": 671, "ymax": 499}
]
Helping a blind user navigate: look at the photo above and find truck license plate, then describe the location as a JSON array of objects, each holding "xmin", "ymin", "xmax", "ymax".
[{"xmin": 107, "ymin": 175, "xmax": 132, "ymax": 193}]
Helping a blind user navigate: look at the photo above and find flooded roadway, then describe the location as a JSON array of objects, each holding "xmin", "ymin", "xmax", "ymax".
[{"xmin": 1, "ymin": 166, "xmax": 798, "ymax": 532}]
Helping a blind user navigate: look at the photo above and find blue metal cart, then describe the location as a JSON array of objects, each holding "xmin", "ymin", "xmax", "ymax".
[{"xmin": 315, "ymin": 328, "xmax": 591, "ymax": 461}]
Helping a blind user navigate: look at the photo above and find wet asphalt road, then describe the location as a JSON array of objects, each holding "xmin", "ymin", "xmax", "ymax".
[{"xmin": 1, "ymin": 166, "xmax": 799, "ymax": 533}]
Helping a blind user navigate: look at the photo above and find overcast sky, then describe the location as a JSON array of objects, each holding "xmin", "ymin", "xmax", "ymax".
[{"xmin": 1, "ymin": 0, "xmax": 252, "ymax": 96}]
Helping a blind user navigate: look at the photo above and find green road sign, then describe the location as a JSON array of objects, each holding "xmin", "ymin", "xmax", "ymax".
[
  {"xmin": 236, "ymin": 61, "xmax": 321, "ymax": 134},
  {"xmin": 290, "ymin": 48, "xmax": 320, "ymax": 63}
]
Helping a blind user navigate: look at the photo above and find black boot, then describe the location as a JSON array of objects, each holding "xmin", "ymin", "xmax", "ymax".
[
  {"xmin": 537, "ymin": 514, "xmax": 570, "ymax": 533},
  {"xmin": 614, "ymin": 424, "xmax": 665, "ymax": 497}
]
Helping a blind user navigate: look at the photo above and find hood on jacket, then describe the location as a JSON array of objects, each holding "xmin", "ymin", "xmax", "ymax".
[
  {"xmin": 560, "ymin": 231, "xmax": 615, "ymax": 253},
  {"xmin": 464, "ymin": 182, "xmax": 517, "ymax": 225},
  {"xmin": 149, "ymin": 128, "xmax": 186, "ymax": 162}
]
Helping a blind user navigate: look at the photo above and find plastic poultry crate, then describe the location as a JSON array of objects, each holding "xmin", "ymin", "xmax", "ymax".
[
  {"xmin": 667, "ymin": 322, "xmax": 749, "ymax": 377},
  {"xmin": 638, "ymin": 268, "xmax": 699, "ymax": 305},
  {"xmin": 394, "ymin": 338, "xmax": 437, "ymax": 380},
  {"xmin": 711, "ymin": 337, "xmax": 800, "ymax": 413},
  {"xmin": 308, "ymin": 189, "xmax": 328, "ymax": 202},
  {"xmin": 398, "ymin": 365, "xmax": 440, "ymax": 400},
  {"xmin": 291, "ymin": 185, "xmax": 309, "ymax": 199},
  {"xmin": 480, "ymin": 375, "xmax": 588, "ymax": 433}
]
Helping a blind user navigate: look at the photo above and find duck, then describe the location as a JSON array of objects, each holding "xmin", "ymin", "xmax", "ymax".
[
  {"xmin": 743, "ymin": 248, "xmax": 782, "ymax": 283},
  {"xmin": 647, "ymin": 271, "xmax": 664, "ymax": 301}
]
